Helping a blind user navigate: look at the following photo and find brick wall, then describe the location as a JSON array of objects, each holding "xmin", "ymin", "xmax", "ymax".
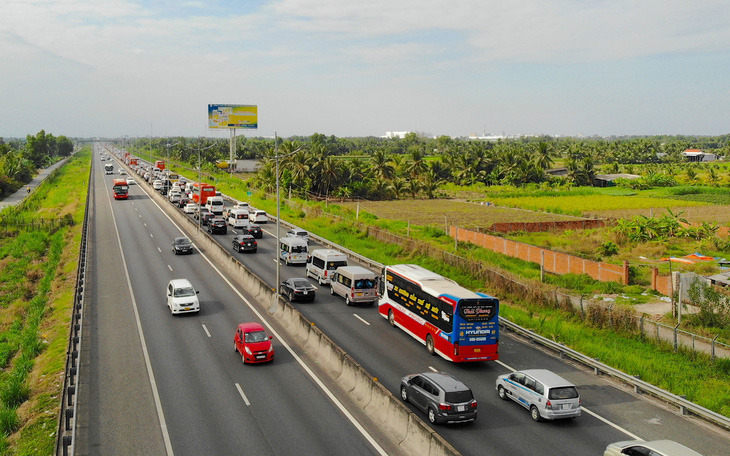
[
  {"xmin": 489, "ymin": 219, "xmax": 606, "ymax": 233},
  {"xmin": 452, "ymin": 226, "xmax": 629, "ymax": 285}
]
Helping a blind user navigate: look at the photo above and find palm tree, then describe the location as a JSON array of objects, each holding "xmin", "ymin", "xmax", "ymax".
[
  {"xmin": 370, "ymin": 150, "xmax": 395, "ymax": 182},
  {"xmin": 388, "ymin": 178, "xmax": 406, "ymax": 199}
]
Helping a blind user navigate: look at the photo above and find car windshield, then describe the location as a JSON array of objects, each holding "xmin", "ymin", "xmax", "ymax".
[
  {"xmin": 244, "ymin": 330, "xmax": 268, "ymax": 343},
  {"xmin": 548, "ymin": 387, "xmax": 579, "ymax": 400},
  {"xmin": 445, "ymin": 390, "xmax": 473, "ymax": 403},
  {"xmin": 292, "ymin": 279, "xmax": 310, "ymax": 288},
  {"xmin": 174, "ymin": 286, "xmax": 196, "ymax": 297},
  {"xmin": 354, "ymin": 278, "xmax": 375, "ymax": 289},
  {"xmin": 291, "ymin": 246, "xmax": 306, "ymax": 253},
  {"xmin": 174, "ymin": 238, "xmax": 191, "ymax": 245}
]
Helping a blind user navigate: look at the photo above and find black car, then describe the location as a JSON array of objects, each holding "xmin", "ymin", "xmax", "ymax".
[
  {"xmin": 201, "ymin": 212, "xmax": 216, "ymax": 226},
  {"xmin": 177, "ymin": 197, "xmax": 190, "ymax": 208},
  {"xmin": 171, "ymin": 237, "xmax": 193, "ymax": 255},
  {"xmin": 194, "ymin": 207, "xmax": 210, "ymax": 220},
  {"xmin": 207, "ymin": 218, "xmax": 227, "ymax": 234},
  {"xmin": 245, "ymin": 223, "xmax": 263, "ymax": 239},
  {"xmin": 280, "ymin": 278, "xmax": 316, "ymax": 302},
  {"xmin": 232, "ymin": 234, "xmax": 257, "ymax": 253},
  {"xmin": 400, "ymin": 372, "xmax": 477, "ymax": 424}
]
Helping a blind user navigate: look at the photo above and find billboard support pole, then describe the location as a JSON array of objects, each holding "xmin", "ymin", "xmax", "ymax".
[{"xmin": 229, "ymin": 128, "xmax": 236, "ymax": 177}]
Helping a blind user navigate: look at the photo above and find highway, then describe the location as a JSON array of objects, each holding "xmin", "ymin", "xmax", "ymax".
[
  {"xmin": 75, "ymin": 144, "xmax": 388, "ymax": 455},
  {"xmin": 78, "ymin": 143, "xmax": 730, "ymax": 455}
]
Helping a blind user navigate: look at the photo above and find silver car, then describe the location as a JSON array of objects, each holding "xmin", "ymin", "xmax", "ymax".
[
  {"xmin": 496, "ymin": 369, "xmax": 581, "ymax": 421},
  {"xmin": 604, "ymin": 440, "xmax": 704, "ymax": 456}
]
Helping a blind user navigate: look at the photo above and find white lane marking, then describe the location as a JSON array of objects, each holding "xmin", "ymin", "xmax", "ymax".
[
  {"xmin": 235, "ymin": 383, "xmax": 251, "ymax": 406},
  {"xmin": 157, "ymin": 247, "xmax": 161, "ymax": 253},
  {"xmin": 144, "ymin": 223, "xmax": 147, "ymax": 227},
  {"xmin": 202, "ymin": 324, "xmax": 211, "ymax": 338},
  {"xmin": 494, "ymin": 360, "xmax": 642, "ymax": 440},
  {"xmin": 428, "ymin": 366, "xmax": 438, "ymax": 373},
  {"xmin": 353, "ymin": 314, "xmax": 370, "ymax": 326},
  {"xmin": 145, "ymin": 185, "xmax": 388, "ymax": 456},
  {"xmin": 105, "ymin": 180, "xmax": 174, "ymax": 455},
  {"xmin": 150, "ymin": 233, "xmax": 154, "ymax": 238},
  {"xmin": 167, "ymin": 264, "xmax": 172, "ymax": 272},
  {"xmin": 139, "ymin": 214, "xmax": 142, "ymax": 218}
]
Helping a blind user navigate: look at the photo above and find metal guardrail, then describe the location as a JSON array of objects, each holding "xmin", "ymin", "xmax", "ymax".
[
  {"xmin": 55, "ymin": 153, "xmax": 93, "ymax": 455},
  {"xmin": 499, "ymin": 318, "xmax": 730, "ymax": 431}
]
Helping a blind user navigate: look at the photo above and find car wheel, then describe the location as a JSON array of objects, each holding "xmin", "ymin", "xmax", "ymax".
[
  {"xmin": 318, "ymin": 276, "xmax": 323, "ymax": 285},
  {"xmin": 426, "ymin": 334, "xmax": 435, "ymax": 355},
  {"xmin": 530, "ymin": 405, "xmax": 542, "ymax": 422},
  {"xmin": 288, "ymin": 291, "xmax": 294, "ymax": 302},
  {"xmin": 388, "ymin": 310, "xmax": 395, "ymax": 327},
  {"xmin": 498, "ymin": 385, "xmax": 508, "ymax": 400},
  {"xmin": 427, "ymin": 408, "xmax": 437, "ymax": 424},
  {"xmin": 400, "ymin": 386, "xmax": 409, "ymax": 402},
  {"xmin": 252, "ymin": 249, "xmax": 257, "ymax": 253},
  {"xmin": 345, "ymin": 296, "xmax": 351, "ymax": 306},
  {"xmin": 234, "ymin": 344, "xmax": 238, "ymax": 353},
  {"xmin": 173, "ymin": 249, "xmax": 177, "ymax": 255}
]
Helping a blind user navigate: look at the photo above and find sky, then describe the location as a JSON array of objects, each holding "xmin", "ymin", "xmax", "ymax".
[{"xmin": 1, "ymin": 0, "xmax": 729, "ymax": 139}]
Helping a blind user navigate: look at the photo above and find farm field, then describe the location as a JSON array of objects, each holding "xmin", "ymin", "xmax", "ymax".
[{"xmin": 337, "ymin": 199, "xmax": 580, "ymax": 230}]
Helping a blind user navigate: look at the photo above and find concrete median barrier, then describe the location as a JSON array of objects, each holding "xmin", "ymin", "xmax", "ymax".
[{"xmin": 140, "ymin": 178, "xmax": 458, "ymax": 456}]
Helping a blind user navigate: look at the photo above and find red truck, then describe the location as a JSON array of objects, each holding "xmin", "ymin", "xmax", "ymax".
[
  {"xmin": 112, "ymin": 179, "xmax": 129, "ymax": 200},
  {"xmin": 155, "ymin": 160, "xmax": 166, "ymax": 171},
  {"xmin": 129, "ymin": 157, "xmax": 139, "ymax": 166}
]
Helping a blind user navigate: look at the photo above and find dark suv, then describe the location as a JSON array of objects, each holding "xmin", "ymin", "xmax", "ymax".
[
  {"xmin": 201, "ymin": 212, "xmax": 216, "ymax": 226},
  {"xmin": 232, "ymin": 234, "xmax": 257, "ymax": 253},
  {"xmin": 400, "ymin": 372, "xmax": 477, "ymax": 424},
  {"xmin": 207, "ymin": 218, "xmax": 227, "ymax": 234}
]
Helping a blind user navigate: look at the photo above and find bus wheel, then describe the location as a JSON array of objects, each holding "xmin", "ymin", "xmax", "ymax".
[
  {"xmin": 426, "ymin": 334, "xmax": 435, "ymax": 355},
  {"xmin": 388, "ymin": 310, "xmax": 395, "ymax": 326}
]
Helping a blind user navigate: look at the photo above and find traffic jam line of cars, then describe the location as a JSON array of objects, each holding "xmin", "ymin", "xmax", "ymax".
[{"xmin": 117, "ymin": 151, "xmax": 710, "ymax": 456}]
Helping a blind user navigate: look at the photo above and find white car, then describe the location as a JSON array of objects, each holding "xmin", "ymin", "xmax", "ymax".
[
  {"xmin": 118, "ymin": 169, "xmax": 127, "ymax": 175},
  {"xmin": 126, "ymin": 177, "xmax": 136, "ymax": 185},
  {"xmin": 286, "ymin": 228, "xmax": 309, "ymax": 244},
  {"xmin": 604, "ymin": 440, "xmax": 703, "ymax": 456},
  {"xmin": 166, "ymin": 279, "xmax": 200, "ymax": 315},
  {"xmin": 184, "ymin": 203, "xmax": 198, "ymax": 214},
  {"xmin": 496, "ymin": 369, "xmax": 581, "ymax": 422},
  {"xmin": 152, "ymin": 180, "xmax": 163, "ymax": 190}
]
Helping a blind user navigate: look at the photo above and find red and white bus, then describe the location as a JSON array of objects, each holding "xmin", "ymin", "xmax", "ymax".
[
  {"xmin": 379, "ymin": 264, "xmax": 499, "ymax": 362},
  {"xmin": 112, "ymin": 179, "xmax": 129, "ymax": 200},
  {"xmin": 192, "ymin": 182, "xmax": 216, "ymax": 205}
]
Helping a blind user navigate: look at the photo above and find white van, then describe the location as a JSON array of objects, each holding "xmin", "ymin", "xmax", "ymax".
[
  {"xmin": 280, "ymin": 236, "xmax": 308, "ymax": 265},
  {"xmin": 330, "ymin": 266, "xmax": 378, "ymax": 306},
  {"xmin": 104, "ymin": 163, "xmax": 114, "ymax": 174},
  {"xmin": 496, "ymin": 369, "xmax": 581, "ymax": 422},
  {"xmin": 249, "ymin": 209, "xmax": 268, "ymax": 223},
  {"xmin": 227, "ymin": 208, "xmax": 249, "ymax": 228},
  {"xmin": 206, "ymin": 196, "xmax": 225, "ymax": 215},
  {"xmin": 306, "ymin": 249, "xmax": 348, "ymax": 285}
]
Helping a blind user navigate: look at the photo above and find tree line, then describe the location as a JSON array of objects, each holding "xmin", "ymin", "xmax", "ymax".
[
  {"xmin": 135, "ymin": 133, "xmax": 730, "ymax": 201},
  {"xmin": 0, "ymin": 130, "xmax": 74, "ymax": 198}
]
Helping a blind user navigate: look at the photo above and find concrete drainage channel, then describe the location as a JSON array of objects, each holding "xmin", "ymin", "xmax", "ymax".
[{"xmin": 137, "ymin": 170, "xmax": 458, "ymax": 456}]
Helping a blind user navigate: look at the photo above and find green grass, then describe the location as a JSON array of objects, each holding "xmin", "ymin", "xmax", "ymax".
[{"xmin": 0, "ymin": 148, "xmax": 90, "ymax": 455}]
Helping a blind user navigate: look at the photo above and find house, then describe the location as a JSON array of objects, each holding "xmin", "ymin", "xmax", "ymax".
[{"xmin": 682, "ymin": 149, "xmax": 716, "ymax": 162}]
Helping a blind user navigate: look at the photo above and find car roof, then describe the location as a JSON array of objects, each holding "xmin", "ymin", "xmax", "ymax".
[
  {"xmin": 174, "ymin": 237, "xmax": 190, "ymax": 242},
  {"xmin": 518, "ymin": 369, "xmax": 574, "ymax": 387},
  {"xmin": 612, "ymin": 440, "xmax": 703, "ymax": 455},
  {"xmin": 420, "ymin": 372, "xmax": 470, "ymax": 392},
  {"xmin": 235, "ymin": 234, "xmax": 254, "ymax": 239},
  {"xmin": 169, "ymin": 278, "xmax": 193, "ymax": 288},
  {"xmin": 238, "ymin": 322, "xmax": 265, "ymax": 332}
]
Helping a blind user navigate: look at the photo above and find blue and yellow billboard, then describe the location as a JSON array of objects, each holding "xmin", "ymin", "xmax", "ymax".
[{"xmin": 208, "ymin": 104, "xmax": 258, "ymax": 129}]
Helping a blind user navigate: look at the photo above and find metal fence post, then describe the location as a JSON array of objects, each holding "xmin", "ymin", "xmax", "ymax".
[{"xmin": 674, "ymin": 323, "xmax": 680, "ymax": 352}]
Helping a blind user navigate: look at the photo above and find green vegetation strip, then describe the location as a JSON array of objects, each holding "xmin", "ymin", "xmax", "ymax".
[{"xmin": 0, "ymin": 149, "xmax": 90, "ymax": 455}]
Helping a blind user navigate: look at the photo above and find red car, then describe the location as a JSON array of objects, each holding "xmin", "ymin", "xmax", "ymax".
[{"xmin": 234, "ymin": 322, "xmax": 274, "ymax": 364}]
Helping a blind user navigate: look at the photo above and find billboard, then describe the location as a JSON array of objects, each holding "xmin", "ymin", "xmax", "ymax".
[{"xmin": 208, "ymin": 104, "xmax": 258, "ymax": 129}]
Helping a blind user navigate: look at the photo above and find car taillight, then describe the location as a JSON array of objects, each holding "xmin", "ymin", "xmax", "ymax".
[
  {"xmin": 253, "ymin": 241, "xmax": 257, "ymax": 245},
  {"xmin": 545, "ymin": 400, "xmax": 552, "ymax": 410},
  {"xmin": 471, "ymin": 400, "xmax": 477, "ymax": 408},
  {"xmin": 350, "ymin": 287, "xmax": 354, "ymax": 298},
  {"xmin": 324, "ymin": 270, "xmax": 328, "ymax": 278},
  {"xmin": 438, "ymin": 403, "xmax": 451, "ymax": 411}
]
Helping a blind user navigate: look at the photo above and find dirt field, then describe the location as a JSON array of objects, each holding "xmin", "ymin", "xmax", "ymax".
[
  {"xmin": 338, "ymin": 199, "xmax": 581, "ymax": 230},
  {"xmin": 584, "ymin": 205, "xmax": 730, "ymax": 225}
]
